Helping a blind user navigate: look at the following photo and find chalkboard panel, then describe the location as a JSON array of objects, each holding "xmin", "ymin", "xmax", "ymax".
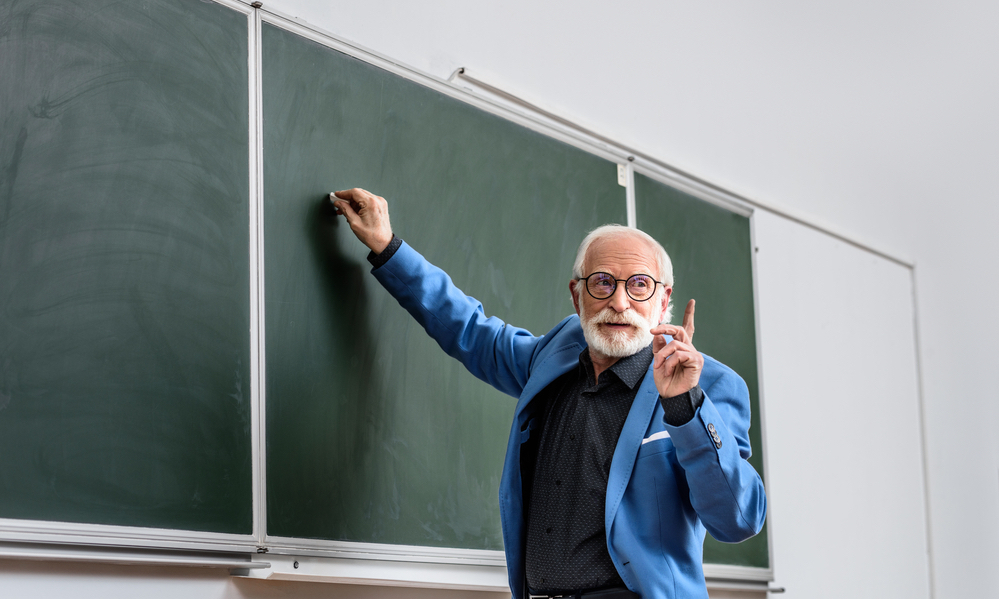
[
  {"xmin": 634, "ymin": 174, "xmax": 769, "ymax": 568},
  {"xmin": 0, "ymin": 0, "xmax": 252, "ymax": 533},
  {"xmin": 262, "ymin": 24, "xmax": 626, "ymax": 549}
]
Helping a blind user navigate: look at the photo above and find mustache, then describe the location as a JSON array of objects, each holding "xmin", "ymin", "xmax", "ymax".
[{"xmin": 588, "ymin": 307, "xmax": 650, "ymax": 328}]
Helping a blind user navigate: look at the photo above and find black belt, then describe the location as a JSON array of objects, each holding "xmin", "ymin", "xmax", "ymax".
[{"xmin": 530, "ymin": 587, "xmax": 639, "ymax": 599}]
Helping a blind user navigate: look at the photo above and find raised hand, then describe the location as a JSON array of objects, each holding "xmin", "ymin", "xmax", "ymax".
[
  {"xmin": 330, "ymin": 188, "xmax": 394, "ymax": 254},
  {"xmin": 650, "ymin": 299, "xmax": 702, "ymax": 399}
]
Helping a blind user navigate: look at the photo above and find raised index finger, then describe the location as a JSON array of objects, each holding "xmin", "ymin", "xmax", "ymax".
[{"xmin": 682, "ymin": 299, "xmax": 696, "ymax": 340}]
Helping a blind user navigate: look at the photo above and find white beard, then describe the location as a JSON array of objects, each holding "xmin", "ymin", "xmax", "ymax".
[{"xmin": 579, "ymin": 301, "xmax": 657, "ymax": 359}]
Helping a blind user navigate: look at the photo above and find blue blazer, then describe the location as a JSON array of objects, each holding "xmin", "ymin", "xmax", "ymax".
[{"xmin": 372, "ymin": 242, "xmax": 766, "ymax": 599}]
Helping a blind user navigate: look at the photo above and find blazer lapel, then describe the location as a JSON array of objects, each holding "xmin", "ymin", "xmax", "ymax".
[
  {"xmin": 605, "ymin": 368, "xmax": 661, "ymax": 532},
  {"xmin": 513, "ymin": 342, "xmax": 582, "ymax": 426},
  {"xmin": 498, "ymin": 338, "xmax": 584, "ymax": 596}
]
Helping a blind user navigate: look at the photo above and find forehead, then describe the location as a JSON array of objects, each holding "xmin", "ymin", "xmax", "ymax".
[{"xmin": 584, "ymin": 234, "xmax": 657, "ymax": 275}]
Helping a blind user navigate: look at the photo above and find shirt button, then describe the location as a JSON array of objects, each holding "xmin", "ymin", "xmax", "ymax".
[
  {"xmin": 555, "ymin": 480, "xmax": 561, "ymax": 486},
  {"xmin": 546, "ymin": 527, "xmax": 552, "ymax": 534}
]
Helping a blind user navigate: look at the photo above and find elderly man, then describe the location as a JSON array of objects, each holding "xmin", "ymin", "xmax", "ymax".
[{"xmin": 331, "ymin": 188, "xmax": 766, "ymax": 599}]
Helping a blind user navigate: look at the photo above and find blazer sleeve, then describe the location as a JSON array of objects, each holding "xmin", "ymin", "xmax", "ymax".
[
  {"xmin": 663, "ymin": 355, "xmax": 767, "ymax": 542},
  {"xmin": 370, "ymin": 240, "xmax": 544, "ymax": 398}
]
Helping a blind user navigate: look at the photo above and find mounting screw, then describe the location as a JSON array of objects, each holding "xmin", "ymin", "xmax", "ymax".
[
  {"xmin": 251, "ymin": 2, "xmax": 262, "ymax": 8},
  {"xmin": 293, "ymin": 560, "xmax": 300, "ymax": 569}
]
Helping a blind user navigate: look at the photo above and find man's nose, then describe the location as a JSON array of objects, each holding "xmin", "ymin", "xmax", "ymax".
[{"xmin": 608, "ymin": 284, "xmax": 631, "ymax": 312}]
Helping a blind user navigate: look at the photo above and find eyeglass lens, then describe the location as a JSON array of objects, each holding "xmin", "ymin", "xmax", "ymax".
[{"xmin": 586, "ymin": 273, "xmax": 656, "ymax": 300}]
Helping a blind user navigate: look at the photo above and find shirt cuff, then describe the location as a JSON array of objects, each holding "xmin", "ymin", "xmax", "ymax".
[
  {"xmin": 366, "ymin": 234, "xmax": 402, "ymax": 269},
  {"xmin": 660, "ymin": 385, "xmax": 704, "ymax": 426}
]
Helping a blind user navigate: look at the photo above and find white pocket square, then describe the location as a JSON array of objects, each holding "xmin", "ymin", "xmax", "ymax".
[{"xmin": 642, "ymin": 430, "xmax": 671, "ymax": 445}]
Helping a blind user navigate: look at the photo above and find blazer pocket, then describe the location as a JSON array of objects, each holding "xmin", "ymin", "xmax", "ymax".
[{"xmin": 637, "ymin": 436, "xmax": 675, "ymax": 459}]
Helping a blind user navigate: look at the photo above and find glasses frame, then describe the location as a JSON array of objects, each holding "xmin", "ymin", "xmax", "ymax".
[{"xmin": 576, "ymin": 272, "xmax": 664, "ymax": 302}]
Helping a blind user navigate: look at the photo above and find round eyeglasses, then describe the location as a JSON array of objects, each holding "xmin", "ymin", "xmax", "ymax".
[{"xmin": 577, "ymin": 272, "xmax": 664, "ymax": 302}]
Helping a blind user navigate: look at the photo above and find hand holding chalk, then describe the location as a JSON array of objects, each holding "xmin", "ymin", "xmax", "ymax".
[{"xmin": 330, "ymin": 188, "xmax": 394, "ymax": 254}]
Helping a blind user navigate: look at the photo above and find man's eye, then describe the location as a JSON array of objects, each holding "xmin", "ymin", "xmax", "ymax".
[{"xmin": 629, "ymin": 276, "xmax": 651, "ymax": 289}]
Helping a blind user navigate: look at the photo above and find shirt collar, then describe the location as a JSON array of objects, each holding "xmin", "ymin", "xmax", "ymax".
[{"xmin": 579, "ymin": 343, "xmax": 653, "ymax": 390}]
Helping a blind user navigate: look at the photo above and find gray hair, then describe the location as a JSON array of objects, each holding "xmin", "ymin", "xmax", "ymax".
[{"xmin": 571, "ymin": 224, "xmax": 674, "ymax": 322}]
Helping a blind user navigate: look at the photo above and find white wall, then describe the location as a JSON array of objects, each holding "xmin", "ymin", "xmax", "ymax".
[
  {"xmin": 5, "ymin": 0, "xmax": 997, "ymax": 596},
  {"xmin": 261, "ymin": 0, "xmax": 998, "ymax": 596},
  {"xmin": 754, "ymin": 210, "xmax": 930, "ymax": 598}
]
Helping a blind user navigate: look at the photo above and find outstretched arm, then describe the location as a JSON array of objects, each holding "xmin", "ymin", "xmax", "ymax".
[{"xmin": 329, "ymin": 187, "xmax": 543, "ymax": 398}]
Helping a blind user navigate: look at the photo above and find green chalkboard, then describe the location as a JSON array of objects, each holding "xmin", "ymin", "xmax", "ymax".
[
  {"xmin": 262, "ymin": 24, "xmax": 626, "ymax": 548},
  {"xmin": 0, "ymin": 0, "xmax": 767, "ymax": 569},
  {"xmin": 635, "ymin": 174, "xmax": 768, "ymax": 568},
  {"xmin": 0, "ymin": 0, "xmax": 252, "ymax": 533}
]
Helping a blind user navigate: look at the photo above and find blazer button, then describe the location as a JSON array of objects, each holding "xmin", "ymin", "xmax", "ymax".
[
  {"xmin": 715, "ymin": 440, "xmax": 723, "ymax": 449},
  {"xmin": 707, "ymin": 423, "xmax": 717, "ymax": 433}
]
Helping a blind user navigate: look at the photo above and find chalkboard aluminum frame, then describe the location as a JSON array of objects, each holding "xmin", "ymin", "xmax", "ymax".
[
  {"xmin": 0, "ymin": 0, "xmax": 264, "ymax": 556},
  {"xmin": 251, "ymin": 5, "xmax": 773, "ymax": 587}
]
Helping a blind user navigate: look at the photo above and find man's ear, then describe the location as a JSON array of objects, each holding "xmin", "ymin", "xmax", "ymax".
[
  {"xmin": 569, "ymin": 280, "xmax": 581, "ymax": 316},
  {"xmin": 660, "ymin": 286, "xmax": 672, "ymax": 323}
]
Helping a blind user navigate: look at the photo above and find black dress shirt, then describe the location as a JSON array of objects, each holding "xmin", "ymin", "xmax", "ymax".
[{"xmin": 524, "ymin": 345, "xmax": 653, "ymax": 594}]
